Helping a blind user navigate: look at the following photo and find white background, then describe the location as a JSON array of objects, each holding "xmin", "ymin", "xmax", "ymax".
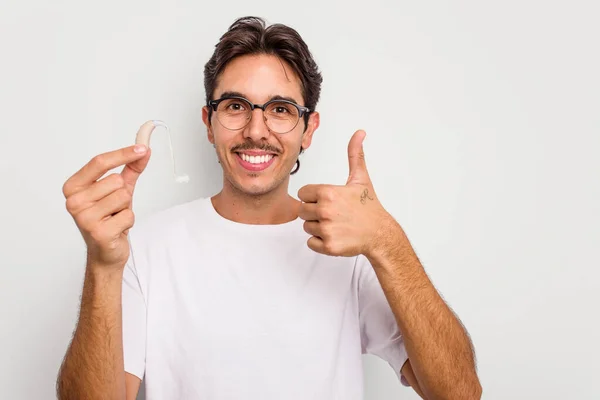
[{"xmin": 1, "ymin": 0, "xmax": 599, "ymax": 399}]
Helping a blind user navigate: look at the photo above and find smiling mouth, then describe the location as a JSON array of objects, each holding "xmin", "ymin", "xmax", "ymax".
[
  {"xmin": 237, "ymin": 152, "xmax": 276, "ymax": 165},
  {"xmin": 234, "ymin": 151, "xmax": 277, "ymax": 171}
]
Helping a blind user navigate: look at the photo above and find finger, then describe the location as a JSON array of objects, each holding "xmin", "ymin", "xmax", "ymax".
[
  {"xmin": 103, "ymin": 208, "xmax": 135, "ymax": 236},
  {"xmin": 90, "ymin": 187, "xmax": 132, "ymax": 223},
  {"xmin": 298, "ymin": 184, "xmax": 321, "ymax": 203},
  {"xmin": 307, "ymin": 236, "xmax": 327, "ymax": 254},
  {"xmin": 65, "ymin": 173, "xmax": 125, "ymax": 215},
  {"xmin": 303, "ymin": 220, "xmax": 322, "ymax": 238},
  {"xmin": 63, "ymin": 145, "xmax": 149, "ymax": 198},
  {"xmin": 298, "ymin": 202, "xmax": 319, "ymax": 221},
  {"xmin": 347, "ymin": 130, "xmax": 370, "ymax": 185}
]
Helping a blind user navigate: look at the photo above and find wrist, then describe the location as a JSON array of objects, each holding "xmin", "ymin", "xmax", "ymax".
[
  {"xmin": 86, "ymin": 264, "xmax": 124, "ymax": 280},
  {"xmin": 365, "ymin": 213, "xmax": 403, "ymax": 260},
  {"xmin": 84, "ymin": 259, "xmax": 125, "ymax": 297},
  {"xmin": 365, "ymin": 216, "xmax": 423, "ymax": 276},
  {"xmin": 86, "ymin": 252, "xmax": 126, "ymax": 274}
]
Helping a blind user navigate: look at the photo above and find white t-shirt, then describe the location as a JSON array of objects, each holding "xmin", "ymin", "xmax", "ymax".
[{"xmin": 122, "ymin": 196, "xmax": 410, "ymax": 399}]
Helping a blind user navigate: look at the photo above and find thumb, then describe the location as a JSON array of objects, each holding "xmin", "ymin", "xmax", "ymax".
[
  {"xmin": 121, "ymin": 148, "xmax": 151, "ymax": 188},
  {"xmin": 347, "ymin": 130, "xmax": 370, "ymax": 184},
  {"xmin": 120, "ymin": 148, "xmax": 151, "ymax": 210}
]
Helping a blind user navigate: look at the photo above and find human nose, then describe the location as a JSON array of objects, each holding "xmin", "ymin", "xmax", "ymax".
[{"xmin": 243, "ymin": 108, "xmax": 271, "ymax": 141}]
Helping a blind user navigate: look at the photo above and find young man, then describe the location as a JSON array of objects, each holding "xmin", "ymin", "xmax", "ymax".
[{"xmin": 57, "ymin": 17, "xmax": 482, "ymax": 400}]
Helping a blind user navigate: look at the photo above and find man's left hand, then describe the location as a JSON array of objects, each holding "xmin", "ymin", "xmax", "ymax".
[{"xmin": 297, "ymin": 130, "xmax": 393, "ymax": 257}]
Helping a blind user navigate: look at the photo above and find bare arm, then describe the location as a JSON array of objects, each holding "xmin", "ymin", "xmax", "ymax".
[
  {"xmin": 297, "ymin": 131, "xmax": 481, "ymax": 399},
  {"xmin": 57, "ymin": 263, "xmax": 131, "ymax": 400},
  {"xmin": 57, "ymin": 139, "xmax": 152, "ymax": 400},
  {"xmin": 401, "ymin": 361, "xmax": 427, "ymax": 399},
  {"xmin": 367, "ymin": 219, "xmax": 482, "ymax": 400},
  {"xmin": 125, "ymin": 374, "xmax": 142, "ymax": 400}
]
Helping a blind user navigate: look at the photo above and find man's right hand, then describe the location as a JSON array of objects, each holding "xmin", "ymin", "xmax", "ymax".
[{"xmin": 62, "ymin": 144, "xmax": 151, "ymax": 269}]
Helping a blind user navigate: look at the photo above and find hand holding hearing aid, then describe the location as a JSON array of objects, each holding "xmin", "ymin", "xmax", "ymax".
[{"xmin": 62, "ymin": 120, "xmax": 187, "ymax": 270}]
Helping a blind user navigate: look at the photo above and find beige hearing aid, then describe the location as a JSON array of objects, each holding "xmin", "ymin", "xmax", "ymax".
[{"xmin": 135, "ymin": 120, "xmax": 189, "ymax": 183}]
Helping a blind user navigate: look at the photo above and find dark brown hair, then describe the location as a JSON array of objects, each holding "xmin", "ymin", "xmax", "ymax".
[{"xmin": 204, "ymin": 16, "xmax": 323, "ymax": 128}]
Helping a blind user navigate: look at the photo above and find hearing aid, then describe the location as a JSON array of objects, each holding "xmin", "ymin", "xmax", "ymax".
[{"xmin": 135, "ymin": 120, "xmax": 189, "ymax": 183}]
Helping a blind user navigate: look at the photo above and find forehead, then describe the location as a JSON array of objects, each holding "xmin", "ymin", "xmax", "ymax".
[{"xmin": 213, "ymin": 54, "xmax": 304, "ymax": 104}]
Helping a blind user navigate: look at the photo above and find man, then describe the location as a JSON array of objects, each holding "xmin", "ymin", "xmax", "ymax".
[{"xmin": 57, "ymin": 16, "xmax": 482, "ymax": 400}]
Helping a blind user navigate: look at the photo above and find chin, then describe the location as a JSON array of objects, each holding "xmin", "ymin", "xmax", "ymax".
[
  {"xmin": 227, "ymin": 169, "xmax": 290, "ymax": 197},
  {"xmin": 229, "ymin": 177, "xmax": 282, "ymax": 196}
]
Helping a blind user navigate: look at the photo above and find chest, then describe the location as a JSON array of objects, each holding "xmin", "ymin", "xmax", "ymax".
[{"xmin": 144, "ymin": 238, "xmax": 360, "ymax": 359}]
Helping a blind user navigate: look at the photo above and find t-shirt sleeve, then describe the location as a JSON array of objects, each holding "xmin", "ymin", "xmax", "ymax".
[
  {"xmin": 357, "ymin": 254, "xmax": 411, "ymax": 387},
  {"xmin": 121, "ymin": 246, "xmax": 147, "ymax": 380}
]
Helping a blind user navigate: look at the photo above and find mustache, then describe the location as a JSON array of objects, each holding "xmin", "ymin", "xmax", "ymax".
[{"xmin": 231, "ymin": 142, "xmax": 282, "ymax": 154}]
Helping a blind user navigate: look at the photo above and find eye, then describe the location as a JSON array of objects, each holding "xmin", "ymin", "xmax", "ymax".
[
  {"xmin": 269, "ymin": 102, "xmax": 295, "ymax": 114},
  {"xmin": 226, "ymin": 102, "xmax": 246, "ymax": 111}
]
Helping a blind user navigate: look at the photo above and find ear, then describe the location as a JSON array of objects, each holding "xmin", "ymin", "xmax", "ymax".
[
  {"xmin": 202, "ymin": 106, "xmax": 215, "ymax": 145},
  {"xmin": 301, "ymin": 111, "xmax": 320, "ymax": 151}
]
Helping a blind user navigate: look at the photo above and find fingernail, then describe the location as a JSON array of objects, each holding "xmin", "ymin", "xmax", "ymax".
[{"xmin": 134, "ymin": 144, "xmax": 147, "ymax": 154}]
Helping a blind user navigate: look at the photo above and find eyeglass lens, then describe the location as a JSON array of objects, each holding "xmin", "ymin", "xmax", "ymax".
[{"xmin": 215, "ymin": 98, "xmax": 300, "ymax": 133}]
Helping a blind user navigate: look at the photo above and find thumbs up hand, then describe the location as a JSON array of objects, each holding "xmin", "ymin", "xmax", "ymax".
[{"xmin": 297, "ymin": 130, "xmax": 393, "ymax": 257}]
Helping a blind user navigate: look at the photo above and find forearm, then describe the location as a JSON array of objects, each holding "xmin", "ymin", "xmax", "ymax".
[
  {"xmin": 366, "ymin": 220, "xmax": 481, "ymax": 400},
  {"xmin": 57, "ymin": 261, "xmax": 127, "ymax": 400}
]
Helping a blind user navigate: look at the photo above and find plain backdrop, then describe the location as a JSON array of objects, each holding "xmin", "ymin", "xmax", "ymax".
[{"xmin": 1, "ymin": 0, "xmax": 599, "ymax": 399}]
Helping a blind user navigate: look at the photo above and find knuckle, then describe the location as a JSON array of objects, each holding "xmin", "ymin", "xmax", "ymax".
[
  {"xmin": 317, "ymin": 206, "xmax": 332, "ymax": 220},
  {"xmin": 323, "ymin": 241, "xmax": 336, "ymax": 254},
  {"xmin": 91, "ymin": 154, "xmax": 107, "ymax": 169},
  {"xmin": 62, "ymin": 181, "xmax": 72, "ymax": 197},
  {"xmin": 320, "ymin": 187, "xmax": 335, "ymax": 202},
  {"xmin": 76, "ymin": 209, "xmax": 95, "ymax": 231},
  {"xmin": 321, "ymin": 223, "xmax": 333, "ymax": 239},
  {"xmin": 65, "ymin": 195, "xmax": 81, "ymax": 212}
]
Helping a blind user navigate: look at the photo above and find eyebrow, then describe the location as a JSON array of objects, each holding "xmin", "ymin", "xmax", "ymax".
[{"xmin": 217, "ymin": 91, "xmax": 302, "ymax": 105}]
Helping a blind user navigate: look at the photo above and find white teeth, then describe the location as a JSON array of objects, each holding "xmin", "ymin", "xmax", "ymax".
[{"xmin": 240, "ymin": 153, "xmax": 274, "ymax": 164}]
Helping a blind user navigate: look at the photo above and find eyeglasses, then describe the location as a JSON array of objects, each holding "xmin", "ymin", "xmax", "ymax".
[{"xmin": 208, "ymin": 95, "xmax": 310, "ymax": 134}]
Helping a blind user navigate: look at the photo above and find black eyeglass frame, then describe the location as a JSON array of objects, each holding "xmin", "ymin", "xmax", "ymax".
[{"xmin": 207, "ymin": 95, "xmax": 311, "ymax": 133}]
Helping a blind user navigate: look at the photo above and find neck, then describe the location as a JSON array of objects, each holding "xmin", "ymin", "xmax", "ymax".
[{"xmin": 211, "ymin": 178, "xmax": 300, "ymax": 225}]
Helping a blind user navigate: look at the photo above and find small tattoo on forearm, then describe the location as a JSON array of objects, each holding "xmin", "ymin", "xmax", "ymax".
[{"xmin": 360, "ymin": 188, "xmax": 374, "ymax": 204}]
